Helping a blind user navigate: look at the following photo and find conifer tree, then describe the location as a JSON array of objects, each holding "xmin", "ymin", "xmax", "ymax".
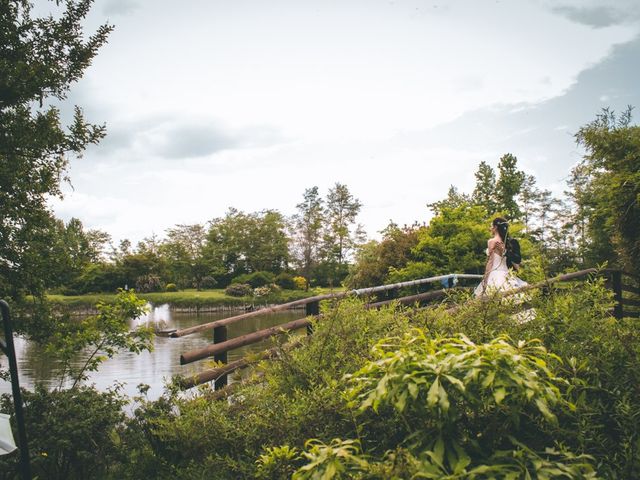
[{"xmin": 472, "ymin": 161, "xmax": 498, "ymax": 214}]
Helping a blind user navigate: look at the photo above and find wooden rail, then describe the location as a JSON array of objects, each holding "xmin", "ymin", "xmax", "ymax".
[{"xmin": 170, "ymin": 274, "xmax": 482, "ymax": 338}]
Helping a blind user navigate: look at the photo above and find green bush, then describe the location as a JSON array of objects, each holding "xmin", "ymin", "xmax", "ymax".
[
  {"xmin": 165, "ymin": 283, "xmax": 177, "ymax": 292},
  {"xmin": 231, "ymin": 271, "xmax": 275, "ymax": 288},
  {"xmin": 274, "ymin": 272, "xmax": 296, "ymax": 290},
  {"xmin": 98, "ymin": 277, "xmax": 640, "ymax": 478},
  {"xmin": 0, "ymin": 385, "xmax": 127, "ymax": 480},
  {"xmin": 225, "ymin": 283, "xmax": 253, "ymax": 297}
]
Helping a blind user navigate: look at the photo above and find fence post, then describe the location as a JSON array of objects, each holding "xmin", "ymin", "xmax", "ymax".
[
  {"xmin": 0, "ymin": 300, "xmax": 32, "ymax": 480},
  {"xmin": 305, "ymin": 300, "xmax": 319, "ymax": 335},
  {"xmin": 213, "ymin": 325, "xmax": 228, "ymax": 387},
  {"xmin": 612, "ymin": 270, "xmax": 623, "ymax": 320}
]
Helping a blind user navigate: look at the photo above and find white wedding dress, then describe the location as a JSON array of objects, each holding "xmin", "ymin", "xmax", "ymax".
[{"xmin": 474, "ymin": 247, "xmax": 527, "ymax": 298}]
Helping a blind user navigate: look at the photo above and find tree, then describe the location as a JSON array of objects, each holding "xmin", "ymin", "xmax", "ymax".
[
  {"xmin": 390, "ymin": 202, "xmax": 489, "ymax": 281},
  {"xmin": 472, "ymin": 161, "xmax": 498, "ymax": 214},
  {"xmin": 205, "ymin": 208, "xmax": 289, "ymax": 284},
  {"xmin": 0, "ymin": 0, "xmax": 112, "ymax": 303},
  {"xmin": 573, "ymin": 107, "xmax": 640, "ymax": 275},
  {"xmin": 428, "ymin": 185, "xmax": 471, "ymax": 216},
  {"xmin": 161, "ymin": 224, "xmax": 211, "ymax": 290},
  {"xmin": 346, "ymin": 222, "xmax": 424, "ymax": 288},
  {"xmin": 495, "ymin": 153, "xmax": 525, "ymax": 220},
  {"xmin": 291, "ymin": 187, "xmax": 325, "ymax": 288},
  {"xmin": 517, "ymin": 174, "xmax": 541, "ymax": 234},
  {"xmin": 322, "ymin": 183, "xmax": 364, "ymax": 285}
]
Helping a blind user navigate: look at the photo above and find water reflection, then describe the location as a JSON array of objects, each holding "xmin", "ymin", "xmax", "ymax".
[{"xmin": 0, "ymin": 304, "xmax": 303, "ymax": 400}]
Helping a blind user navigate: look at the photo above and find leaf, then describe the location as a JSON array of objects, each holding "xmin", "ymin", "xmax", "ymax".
[
  {"xmin": 407, "ymin": 381, "xmax": 419, "ymax": 400},
  {"xmin": 493, "ymin": 387, "xmax": 506, "ymax": 404},
  {"xmin": 438, "ymin": 382, "xmax": 450, "ymax": 412},
  {"xmin": 432, "ymin": 437, "xmax": 445, "ymax": 467},
  {"xmin": 427, "ymin": 377, "xmax": 440, "ymax": 407}
]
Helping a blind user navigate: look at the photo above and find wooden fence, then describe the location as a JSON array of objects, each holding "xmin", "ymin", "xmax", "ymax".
[{"xmin": 173, "ymin": 269, "xmax": 639, "ymax": 391}]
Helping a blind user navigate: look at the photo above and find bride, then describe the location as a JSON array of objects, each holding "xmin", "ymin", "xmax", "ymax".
[{"xmin": 474, "ymin": 217, "xmax": 527, "ymax": 298}]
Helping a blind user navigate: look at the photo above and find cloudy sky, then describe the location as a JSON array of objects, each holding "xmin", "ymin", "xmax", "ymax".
[{"xmin": 46, "ymin": 0, "xmax": 640, "ymax": 245}]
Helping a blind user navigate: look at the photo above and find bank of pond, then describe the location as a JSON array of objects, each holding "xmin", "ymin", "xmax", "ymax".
[{"xmin": 46, "ymin": 287, "xmax": 336, "ymax": 313}]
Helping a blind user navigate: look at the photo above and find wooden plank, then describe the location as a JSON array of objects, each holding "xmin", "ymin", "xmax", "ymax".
[{"xmin": 180, "ymin": 317, "xmax": 310, "ymax": 365}]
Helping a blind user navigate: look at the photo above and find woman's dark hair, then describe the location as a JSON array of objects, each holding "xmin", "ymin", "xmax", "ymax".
[{"xmin": 492, "ymin": 217, "xmax": 509, "ymax": 243}]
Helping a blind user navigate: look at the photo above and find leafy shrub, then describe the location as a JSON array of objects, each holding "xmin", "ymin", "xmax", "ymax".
[
  {"xmin": 293, "ymin": 276, "xmax": 308, "ymax": 290},
  {"xmin": 255, "ymin": 445, "xmax": 302, "ymax": 479},
  {"xmin": 165, "ymin": 283, "xmax": 177, "ymax": 292},
  {"xmin": 0, "ymin": 385, "xmax": 127, "ymax": 480},
  {"xmin": 199, "ymin": 276, "xmax": 217, "ymax": 289},
  {"xmin": 232, "ymin": 271, "xmax": 275, "ymax": 288},
  {"xmin": 225, "ymin": 283, "xmax": 253, "ymax": 297},
  {"xmin": 275, "ymin": 272, "xmax": 296, "ymax": 290}
]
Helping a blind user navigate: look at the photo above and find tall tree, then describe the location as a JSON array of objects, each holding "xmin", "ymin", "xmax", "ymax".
[
  {"xmin": 0, "ymin": 0, "xmax": 112, "ymax": 302},
  {"xmin": 205, "ymin": 208, "xmax": 289, "ymax": 283},
  {"xmin": 323, "ymin": 183, "xmax": 363, "ymax": 270},
  {"xmin": 495, "ymin": 153, "xmax": 525, "ymax": 220},
  {"xmin": 517, "ymin": 174, "xmax": 541, "ymax": 234},
  {"xmin": 574, "ymin": 107, "xmax": 640, "ymax": 275},
  {"xmin": 472, "ymin": 161, "xmax": 498, "ymax": 214},
  {"xmin": 161, "ymin": 224, "xmax": 210, "ymax": 289},
  {"xmin": 291, "ymin": 187, "xmax": 325, "ymax": 287}
]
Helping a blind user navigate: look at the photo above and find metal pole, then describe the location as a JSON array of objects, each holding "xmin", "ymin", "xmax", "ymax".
[{"xmin": 0, "ymin": 300, "xmax": 31, "ymax": 480}]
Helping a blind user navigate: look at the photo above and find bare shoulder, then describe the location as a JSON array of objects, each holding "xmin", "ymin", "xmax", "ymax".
[{"xmin": 488, "ymin": 238, "xmax": 504, "ymax": 253}]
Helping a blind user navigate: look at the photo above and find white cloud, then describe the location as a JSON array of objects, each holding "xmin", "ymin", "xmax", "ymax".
[{"xmin": 47, "ymin": 0, "xmax": 640, "ymax": 243}]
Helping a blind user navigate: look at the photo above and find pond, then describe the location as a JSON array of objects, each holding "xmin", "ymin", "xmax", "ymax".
[{"xmin": 0, "ymin": 305, "xmax": 304, "ymax": 401}]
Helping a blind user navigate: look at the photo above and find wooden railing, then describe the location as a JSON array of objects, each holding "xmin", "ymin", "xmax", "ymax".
[
  {"xmin": 173, "ymin": 269, "xmax": 639, "ymax": 391},
  {"xmin": 173, "ymin": 274, "xmax": 482, "ymax": 389}
]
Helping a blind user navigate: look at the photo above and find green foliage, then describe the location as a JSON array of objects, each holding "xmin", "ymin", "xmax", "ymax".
[
  {"xmin": 291, "ymin": 186, "xmax": 325, "ymax": 284},
  {"xmin": 322, "ymin": 183, "xmax": 364, "ymax": 270},
  {"xmin": 472, "ymin": 161, "xmax": 498, "ymax": 214},
  {"xmin": 46, "ymin": 289, "xmax": 154, "ymax": 387},
  {"xmin": 0, "ymin": 0, "xmax": 111, "ymax": 304},
  {"xmin": 256, "ymin": 445, "xmax": 303, "ymax": 479},
  {"xmin": 390, "ymin": 203, "xmax": 489, "ymax": 281},
  {"xmin": 232, "ymin": 271, "xmax": 276, "ymax": 288},
  {"xmin": 0, "ymin": 385, "xmax": 127, "ymax": 480},
  {"xmin": 91, "ymin": 278, "xmax": 640, "ymax": 478},
  {"xmin": 573, "ymin": 108, "xmax": 640, "ymax": 276},
  {"xmin": 275, "ymin": 272, "xmax": 297, "ymax": 290},
  {"xmin": 496, "ymin": 153, "xmax": 526, "ymax": 220},
  {"xmin": 165, "ymin": 283, "xmax": 178, "ymax": 292},
  {"xmin": 224, "ymin": 283, "xmax": 253, "ymax": 297},
  {"xmin": 205, "ymin": 208, "xmax": 290, "ymax": 283},
  {"xmin": 346, "ymin": 222, "xmax": 423, "ymax": 288},
  {"xmin": 293, "ymin": 439, "xmax": 369, "ymax": 479}
]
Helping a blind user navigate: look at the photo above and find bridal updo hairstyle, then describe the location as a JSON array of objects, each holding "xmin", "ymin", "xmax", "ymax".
[{"xmin": 492, "ymin": 217, "xmax": 509, "ymax": 243}]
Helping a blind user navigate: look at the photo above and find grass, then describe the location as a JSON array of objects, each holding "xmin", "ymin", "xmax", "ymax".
[{"xmin": 46, "ymin": 287, "xmax": 345, "ymax": 310}]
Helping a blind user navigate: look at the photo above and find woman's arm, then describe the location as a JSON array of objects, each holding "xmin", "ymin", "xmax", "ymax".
[{"xmin": 481, "ymin": 240, "xmax": 495, "ymax": 290}]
